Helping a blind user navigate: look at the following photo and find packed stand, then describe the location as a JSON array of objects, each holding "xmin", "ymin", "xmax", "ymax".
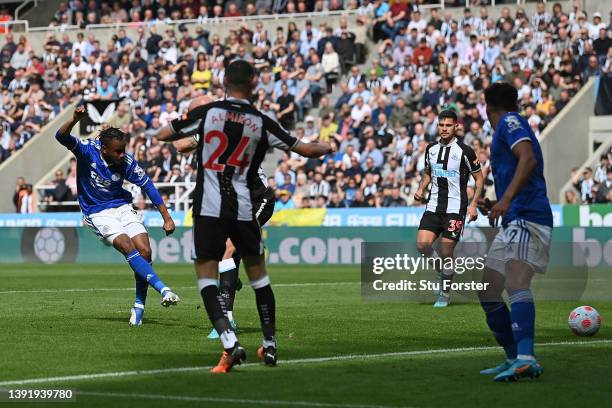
[
  {"xmin": 20, "ymin": 0, "xmax": 370, "ymax": 212},
  {"xmin": 10, "ymin": 1, "xmax": 612, "ymax": 213},
  {"xmin": 272, "ymin": 1, "xmax": 612, "ymax": 209},
  {"xmin": 565, "ymin": 148, "xmax": 612, "ymax": 204}
]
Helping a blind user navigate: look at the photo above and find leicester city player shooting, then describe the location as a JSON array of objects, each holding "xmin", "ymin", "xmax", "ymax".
[
  {"xmin": 56, "ymin": 106, "xmax": 181, "ymax": 326},
  {"xmin": 477, "ymin": 83, "xmax": 553, "ymax": 382}
]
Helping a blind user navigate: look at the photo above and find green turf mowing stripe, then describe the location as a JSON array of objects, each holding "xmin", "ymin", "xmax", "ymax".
[
  {"xmin": 0, "ymin": 282, "xmax": 359, "ymax": 295},
  {"xmin": 77, "ymin": 391, "xmax": 409, "ymax": 408},
  {"xmin": 1, "ymin": 339, "xmax": 609, "ymax": 387}
]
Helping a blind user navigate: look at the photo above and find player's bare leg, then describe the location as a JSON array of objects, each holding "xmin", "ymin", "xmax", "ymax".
[
  {"xmin": 416, "ymin": 229, "xmax": 438, "ymax": 258},
  {"xmin": 243, "ymin": 254, "xmax": 277, "ymax": 366},
  {"xmin": 196, "ymin": 259, "xmax": 246, "ymax": 373}
]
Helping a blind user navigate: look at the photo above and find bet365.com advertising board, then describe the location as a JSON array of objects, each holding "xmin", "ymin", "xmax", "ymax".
[{"xmin": 1, "ymin": 226, "xmax": 611, "ymax": 268}]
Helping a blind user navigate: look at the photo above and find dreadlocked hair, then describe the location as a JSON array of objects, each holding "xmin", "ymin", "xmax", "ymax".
[{"xmin": 97, "ymin": 125, "xmax": 128, "ymax": 147}]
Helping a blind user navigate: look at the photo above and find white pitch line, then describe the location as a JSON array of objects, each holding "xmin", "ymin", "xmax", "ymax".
[
  {"xmin": 0, "ymin": 339, "xmax": 610, "ymax": 387},
  {"xmin": 77, "ymin": 391, "xmax": 407, "ymax": 408},
  {"xmin": 0, "ymin": 282, "xmax": 359, "ymax": 295}
]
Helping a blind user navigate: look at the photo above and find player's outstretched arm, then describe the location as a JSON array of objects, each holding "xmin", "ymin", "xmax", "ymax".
[
  {"xmin": 56, "ymin": 106, "xmax": 87, "ymax": 148},
  {"xmin": 292, "ymin": 140, "xmax": 333, "ymax": 158},
  {"xmin": 158, "ymin": 96, "xmax": 212, "ymax": 143},
  {"xmin": 140, "ymin": 179, "xmax": 175, "ymax": 236},
  {"xmin": 173, "ymin": 137, "xmax": 198, "ymax": 154},
  {"xmin": 156, "ymin": 202, "xmax": 176, "ymax": 236},
  {"xmin": 155, "ymin": 125, "xmax": 184, "ymax": 142}
]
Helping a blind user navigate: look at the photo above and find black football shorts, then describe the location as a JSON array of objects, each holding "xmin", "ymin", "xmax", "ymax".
[{"xmin": 192, "ymin": 216, "xmax": 263, "ymax": 261}]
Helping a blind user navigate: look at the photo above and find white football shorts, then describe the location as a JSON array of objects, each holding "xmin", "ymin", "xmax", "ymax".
[
  {"xmin": 83, "ymin": 204, "xmax": 147, "ymax": 245},
  {"xmin": 485, "ymin": 219, "xmax": 552, "ymax": 275}
]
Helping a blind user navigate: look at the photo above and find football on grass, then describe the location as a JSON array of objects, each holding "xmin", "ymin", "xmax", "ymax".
[{"xmin": 568, "ymin": 306, "xmax": 602, "ymax": 337}]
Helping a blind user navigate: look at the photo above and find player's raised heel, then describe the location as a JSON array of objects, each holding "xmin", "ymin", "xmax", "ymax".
[
  {"xmin": 257, "ymin": 346, "xmax": 278, "ymax": 366},
  {"xmin": 160, "ymin": 291, "xmax": 180, "ymax": 307},
  {"xmin": 493, "ymin": 359, "xmax": 543, "ymax": 382},
  {"xmin": 210, "ymin": 345, "xmax": 247, "ymax": 373},
  {"xmin": 480, "ymin": 360, "xmax": 514, "ymax": 375},
  {"xmin": 129, "ymin": 304, "xmax": 144, "ymax": 326}
]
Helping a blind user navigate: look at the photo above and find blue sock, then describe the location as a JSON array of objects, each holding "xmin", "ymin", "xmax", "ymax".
[
  {"xmin": 126, "ymin": 250, "xmax": 169, "ymax": 295},
  {"xmin": 481, "ymin": 301, "xmax": 517, "ymax": 360},
  {"xmin": 134, "ymin": 271, "xmax": 148, "ymax": 307},
  {"xmin": 509, "ymin": 289, "xmax": 535, "ymax": 359}
]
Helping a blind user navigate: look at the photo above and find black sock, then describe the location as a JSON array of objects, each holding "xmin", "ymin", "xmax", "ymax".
[
  {"xmin": 200, "ymin": 285, "xmax": 233, "ymax": 339},
  {"xmin": 219, "ymin": 267, "xmax": 238, "ymax": 315},
  {"xmin": 254, "ymin": 284, "xmax": 276, "ymax": 340}
]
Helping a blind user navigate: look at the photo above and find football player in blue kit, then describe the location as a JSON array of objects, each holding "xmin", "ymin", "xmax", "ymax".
[
  {"xmin": 477, "ymin": 83, "xmax": 553, "ymax": 382},
  {"xmin": 56, "ymin": 106, "xmax": 180, "ymax": 326}
]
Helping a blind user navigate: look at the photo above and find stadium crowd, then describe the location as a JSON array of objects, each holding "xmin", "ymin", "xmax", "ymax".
[{"xmin": 3, "ymin": 1, "xmax": 612, "ymax": 212}]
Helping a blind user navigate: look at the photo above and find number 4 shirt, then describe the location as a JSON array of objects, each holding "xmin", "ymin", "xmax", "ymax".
[{"xmin": 169, "ymin": 97, "xmax": 297, "ymax": 220}]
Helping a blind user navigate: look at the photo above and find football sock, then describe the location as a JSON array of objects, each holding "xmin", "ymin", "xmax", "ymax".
[
  {"xmin": 198, "ymin": 278, "xmax": 237, "ymax": 351},
  {"xmin": 126, "ymin": 250, "xmax": 169, "ymax": 295},
  {"xmin": 134, "ymin": 271, "xmax": 148, "ymax": 307},
  {"xmin": 481, "ymin": 301, "xmax": 517, "ymax": 360},
  {"xmin": 509, "ymin": 289, "xmax": 535, "ymax": 360},
  {"xmin": 219, "ymin": 258, "xmax": 238, "ymax": 321},
  {"xmin": 251, "ymin": 275, "xmax": 276, "ymax": 342},
  {"xmin": 440, "ymin": 266, "xmax": 454, "ymax": 294}
]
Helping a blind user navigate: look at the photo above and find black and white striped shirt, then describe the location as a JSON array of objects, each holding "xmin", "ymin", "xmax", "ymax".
[
  {"xmin": 170, "ymin": 97, "xmax": 297, "ymax": 220},
  {"xmin": 424, "ymin": 138, "xmax": 480, "ymax": 215}
]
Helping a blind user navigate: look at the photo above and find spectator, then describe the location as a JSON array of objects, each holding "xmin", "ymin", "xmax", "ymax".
[
  {"xmin": 294, "ymin": 70, "xmax": 311, "ymax": 122},
  {"xmin": 275, "ymin": 190, "xmax": 296, "ymax": 211},
  {"xmin": 18, "ymin": 184, "xmax": 35, "ymax": 213},
  {"xmin": 361, "ymin": 139, "xmax": 384, "ymax": 169},
  {"xmin": 277, "ymin": 82, "xmax": 295, "ymax": 130},
  {"xmin": 45, "ymin": 169, "xmax": 74, "ymax": 210},
  {"xmin": 595, "ymin": 154, "xmax": 610, "ymax": 184},
  {"xmin": 594, "ymin": 169, "xmax": 612, "ymax": 203},
  {"xmin": 322, "ymin": 42, "xmax": 341, "ymax": 92},
  {"xmin": 10, "ymin": 43, "xmax": 29, "ymax": 70},
  {"xmin": 13, "ymin": 176, "xmax": 26, "ymax": 211},
  {"xmin": 309, "ymin": 172, "xmax": 331, "ymax": 200},
  {"xmin": 576, "ymin": 167, "xmax": 595, "ymax": 203},
  {"xmin": 384, "ymin": 185, "xmax": 408, "ymax": 207}
]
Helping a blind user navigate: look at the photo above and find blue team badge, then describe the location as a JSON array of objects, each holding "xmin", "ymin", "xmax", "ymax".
[
  {"xmin": 505, "ymin": 116, "xmax": 522, "ymax": 133},
  {"xmin": 111, "ymin": 174, "xmax": 120, "ymax": 181},
  {"xmin": 135, "ymin": 166, "xmax": 145, "ymax": 179}
]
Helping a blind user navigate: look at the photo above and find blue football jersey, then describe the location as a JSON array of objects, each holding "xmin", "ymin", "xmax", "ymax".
[
  {"xmin": 490, "ymin": 112, "xmax": 553, "ymax": 227},
  {"xmin": 56, "ymin": 133, "xmax": 150, "ymax": 216}
]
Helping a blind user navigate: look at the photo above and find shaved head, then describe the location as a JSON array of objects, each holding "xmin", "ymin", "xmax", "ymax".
[{"xmin": 188, "ymin": 95, "xmax": 214, "ymax": 110}]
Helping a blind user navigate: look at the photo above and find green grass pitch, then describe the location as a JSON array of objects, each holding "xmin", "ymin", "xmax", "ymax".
[{"xmin": 0, "ymin": 264, "xmax": 610, "ymax": 408}]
